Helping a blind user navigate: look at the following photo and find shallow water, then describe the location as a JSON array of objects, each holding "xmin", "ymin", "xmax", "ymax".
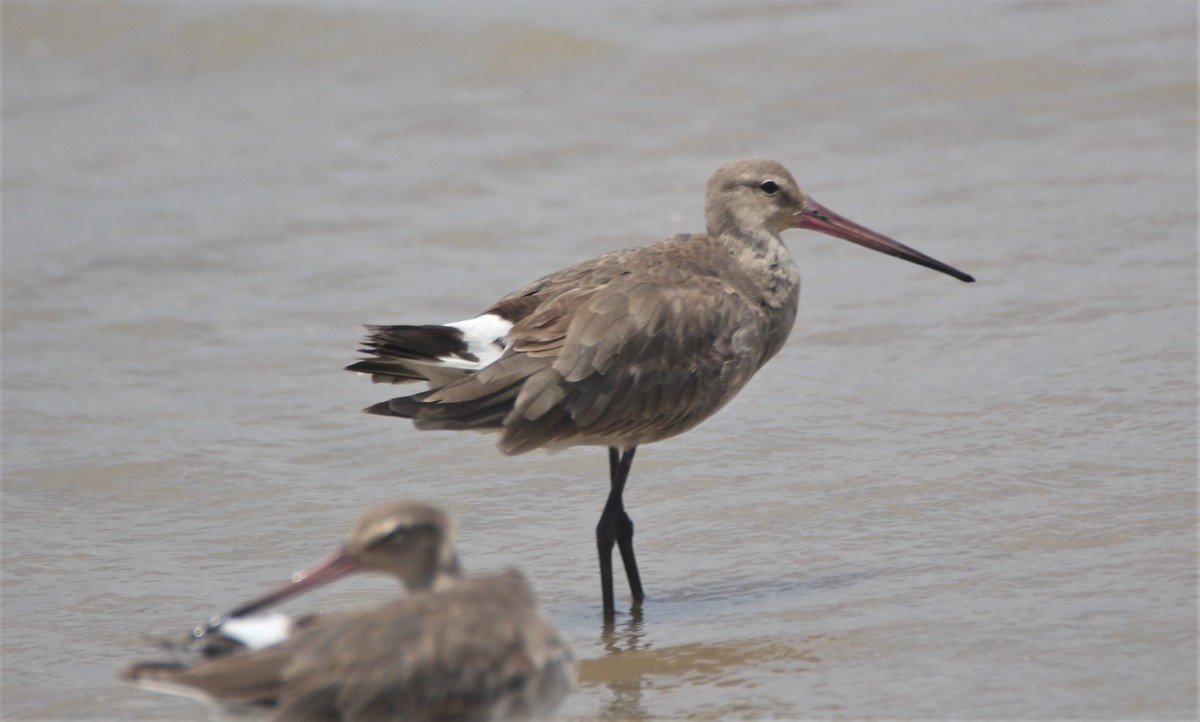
[{"xmin": 2, "ymin": 1, "xmax": 1196, "ymax": 720}]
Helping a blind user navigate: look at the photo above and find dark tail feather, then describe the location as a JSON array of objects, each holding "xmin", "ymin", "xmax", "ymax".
[
  {"xmin": 363, "ymin": 389, "xmax": 437, "ymax": 419},
  {"xmin": 121, "ymin": 660, "xmax": 188, "ymax": 682},
  {"xmin": 359, "ymin": 324, "xmax": 474, "ymax": 362},
  {"xmin": 345, "ymin": 359, "xmax": 427, "ymax": 384},
  {"xmin": 364, "ymin": 386, "xmax": 518, "ymax": 431},
  {"xmin": 347, "ymin": 324, "xmax": 478, "ymax": 384},
  {"xmin": 365, "ymin": 399, "xmax": 415, "ymax": 418}
]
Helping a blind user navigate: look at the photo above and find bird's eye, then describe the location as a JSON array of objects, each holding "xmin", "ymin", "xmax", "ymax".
[
  {"xmin": 759, "ymin": 181, "xmax": 780, "ymax": 195},
  {"xmin": 377, "ymin": 525, "xmax": 409, "ymax": 545}
]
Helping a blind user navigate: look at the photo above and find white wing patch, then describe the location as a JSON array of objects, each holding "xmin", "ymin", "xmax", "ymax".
[
  {"xmin": 443, "ymin": 314, "xmax": 512, "ymax": 370},
  {"xmin": 220, "ymin": 613, "xmax": 295, "ymax": 651}
]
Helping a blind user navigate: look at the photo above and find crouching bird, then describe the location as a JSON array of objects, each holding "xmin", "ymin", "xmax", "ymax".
[{"xmin": 122, "ymin": 501, "xmax": 574, "ymax": 721}]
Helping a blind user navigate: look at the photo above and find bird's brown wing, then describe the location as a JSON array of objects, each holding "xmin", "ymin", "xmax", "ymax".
[
  {"xmin": 122, "ymin": 640, "xmax": 294, "ymax": 710},
  {"xmin": 273, "ymin": 572, "xmax": 573, "ymax": 722},
  {"xmin": 407, "ymin": 253, "xmax": 769, "ymax": 453}
]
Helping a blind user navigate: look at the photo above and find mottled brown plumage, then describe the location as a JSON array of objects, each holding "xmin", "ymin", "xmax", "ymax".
[
  {"xmin": 405, "ymin": 231, "xmax": 795, "ymax": 454},
  {"xmin": 348, "ymin": 158, "xmax": 974, "ymax": 617},
  {"xmin": 122, "ymin": 501, "xmax": 574, "ymax": 721}
]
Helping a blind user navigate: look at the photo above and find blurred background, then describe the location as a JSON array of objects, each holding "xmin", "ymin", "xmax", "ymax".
[{"xmin": 3, "ymin": 1, "xmax": 1195, "ymax": 719}]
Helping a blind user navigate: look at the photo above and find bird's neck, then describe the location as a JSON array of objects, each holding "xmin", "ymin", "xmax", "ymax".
[
  {"xmin": 715, "ymin": 228, "xmax": 800, "ymax": 301},
  {"xmin": 428, "ymin": 553, "xmax": 464, "ymax": 593},
  {"xmin": 712, "ymin": 227, "xmax": 801, "ymax": 360}
]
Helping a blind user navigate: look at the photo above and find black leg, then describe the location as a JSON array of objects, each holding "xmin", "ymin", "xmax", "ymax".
[
  {"xmin": 612, "ymin": 448, "xmax": 644, "ymax": 602},
  {"xmin": 597, "ymin": 446, "xmax": 644, "ymax": 618},
  {"xmin": 597, "ymin": 488, "xmax": 617, "ymax": 617}
]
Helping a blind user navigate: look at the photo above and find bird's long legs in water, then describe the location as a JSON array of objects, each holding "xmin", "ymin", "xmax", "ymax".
[{"xmin": 597, "ymin": 446, "xmax": 644, "ymax": 618}]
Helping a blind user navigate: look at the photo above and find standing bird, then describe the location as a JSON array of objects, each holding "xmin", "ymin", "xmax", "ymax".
[
  {"xmin": 347, "ymin": 158, "xmax": 974, "ymax": 618},
  {"xmin": 123, "ymin": 501, "xmax": 574, "ymax": 721}
]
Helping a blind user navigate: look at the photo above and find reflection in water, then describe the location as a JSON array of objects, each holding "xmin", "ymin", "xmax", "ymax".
[
  {"xmin": 654, "ymin": 569, "xmax": 880, "ymax": 607},
  {"xmin": 600, "ymin": 602, "xmax": 646, "ymax": 652},
  {"xmin": 590, "ymin": 604, "xmax": 648, "ymax": 720},
  {"xmin": 581, "ymin": 603, "xmax": 827, "ymax": 720}
]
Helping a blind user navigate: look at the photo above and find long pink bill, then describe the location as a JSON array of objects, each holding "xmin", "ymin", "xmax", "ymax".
[
  {"xmin": 194, "ymin": 547, "xmax": 359, "ymax": 639},
  {"xmin": 795, "ymin": 198, "xmax": 975, "ymax": 283}
]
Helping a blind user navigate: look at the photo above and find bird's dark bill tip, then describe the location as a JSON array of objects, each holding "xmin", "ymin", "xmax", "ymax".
[{"xmin": 796, "ymin": 198, "xmax": 975, "ymax": 284}]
